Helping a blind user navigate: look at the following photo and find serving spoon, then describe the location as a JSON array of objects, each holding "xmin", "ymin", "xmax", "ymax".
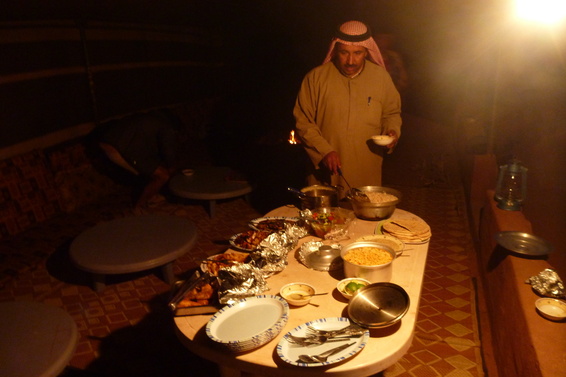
[
  {"xmin": 287, "ymin": 292, "xmax": 328, "ymax": 300},
  {"xmin": 337, "ymin": 168, "xmax": 369, "ymax": 202}
]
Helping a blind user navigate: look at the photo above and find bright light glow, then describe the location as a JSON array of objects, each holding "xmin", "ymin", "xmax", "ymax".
[{"xmin": 515, "ymin": 0, "xmax": 566, "ymax": 25}]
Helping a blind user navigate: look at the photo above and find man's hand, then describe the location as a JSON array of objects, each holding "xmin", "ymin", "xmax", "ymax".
[
  {"xmin": 322, "ymin": 151, "xmax": 341, "ymax": 175},
  {"xmin": 387, "ymin": 130, "xmax": 399, "ymax": 149}
]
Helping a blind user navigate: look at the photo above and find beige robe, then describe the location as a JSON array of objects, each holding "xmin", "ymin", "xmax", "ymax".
[{"xmin": 294, "ymin": 61, "xmax": 401, "ymax": 190}]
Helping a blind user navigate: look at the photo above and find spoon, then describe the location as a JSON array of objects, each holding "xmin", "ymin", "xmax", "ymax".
[
  {"xmin": 337, "ymin": 168, "xmax": 369, "ymax": 202},
  {"xmin": 287, "ymin": 187, "xmax": 306, "ymax": 198},
  {"xmin": 297, "ymin": 341, "xmax": 356, "ymax": 363},
  {"xmin": 287, "ymin": 292, "xmax": 328, "ymax": 300}
]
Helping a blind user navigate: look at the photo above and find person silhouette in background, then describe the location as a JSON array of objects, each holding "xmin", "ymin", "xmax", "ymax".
[
  {"xmin": 294, "ymin": 20, "xmax": 402, "ymax": 189},
  {"xmin": 98, "ymin": 109, "xmax": 182, "ymax": 210},
  {"xmin": 374, "ymin": 33, "xmax": 409, "ymax": 96}
]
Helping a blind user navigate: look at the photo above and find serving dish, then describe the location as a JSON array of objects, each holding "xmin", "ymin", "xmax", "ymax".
[
  {"xmin": 206, "ymin": 295, "xmax": 289, "ymax": 352},
  {"xmin": 248, "ymin": 216, "xmax": 300, "ymax": 232},
  {"xmin": 276, "ymin": 317, "xmax": 369, "ymax": 367},
  {"xmin": 495, "ymin": 231, "xmax": 553, "ymax": 256},
  {"xmin": 229, "ymin": 230, "xmax": 270, "ymax": 252},
  {"xmin": 200, "ymin": 252, "xmax": 249, "ymax": 276},
  {"xmin": 375, "ymin": 217, "xmax": 431, "ymax": 244},
  {"xmin": 279, "ymin": 282, "xmax": 316, "ymax": 306},
  {"xmin": 356, "ymin": 234, "xmax": 405, "ymax": 256},
  {"xmin": 348, "ymin": 186, "xmax": 401, "ymax": 221},
  {"xmin": 303, "ymin": 207, "xmax": 355, "ymax": 239},
  {"xmin": 535, "ymin": 298, "xmax": 566, "ymax": 321},
  {"xmin": 337, "ymin": 277, "xmax": 371, "ymax": 300},
  {"xmin": 341, "ymin": 242, "xmax": 396, "ymax": 282},
  {"xmin": 348, "ymin": 282, "xmax": 410, "ymax": 328}
]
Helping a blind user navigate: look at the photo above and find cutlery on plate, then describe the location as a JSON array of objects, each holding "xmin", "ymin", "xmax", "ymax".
[{"xmin": 297, "ymin": 342, "xmax": 356, "ymax": 363}]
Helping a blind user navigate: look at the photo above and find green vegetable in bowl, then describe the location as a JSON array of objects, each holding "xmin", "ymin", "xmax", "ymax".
[{"xmin": 345, "ymin": 281, "xmax": 366, "ymax": 294}]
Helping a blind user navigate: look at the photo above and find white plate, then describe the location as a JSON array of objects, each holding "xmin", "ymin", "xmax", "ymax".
[
  {"xmin": 276, "ymin": 317, "xmax": 369, "ymax": 367},
  {"xmin": 355, "ymin": 234, "xmax": 405, "ymax": 256},
  {"xmin": 206, "ymin": 295, "xmax": 289, "ymax": 352},
  {"xmin": 248, "ymin": 216, "xmax": 300, "ymax": 232}
]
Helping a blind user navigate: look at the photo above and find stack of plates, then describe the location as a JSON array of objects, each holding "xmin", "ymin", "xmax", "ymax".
[
  {"xmin": 206, "ymin": 295, "xmax": 289, "ymax": 352},
  {"xmin": 380, "ymin": 218, "xmax": 431, "ymax": 244}
]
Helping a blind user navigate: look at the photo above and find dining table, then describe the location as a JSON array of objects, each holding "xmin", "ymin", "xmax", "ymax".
[{"xmin": 174, "ymin": 204, "xmax": 430, "ymax": 377}]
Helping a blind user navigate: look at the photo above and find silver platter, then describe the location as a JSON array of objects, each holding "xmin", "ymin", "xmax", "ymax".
[{"xmin": 495, "ymin": 231, "xmax": 553, "ymax": 256}]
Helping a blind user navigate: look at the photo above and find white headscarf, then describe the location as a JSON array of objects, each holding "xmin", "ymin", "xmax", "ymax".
[{"xmin": 322, "ymin": 20, "xmax": 385, "ymax": 68}]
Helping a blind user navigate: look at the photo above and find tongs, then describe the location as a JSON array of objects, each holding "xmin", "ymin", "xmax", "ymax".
[{"xmin": 337, "ymin": 168, "xmax": 369, "ymax": 202}]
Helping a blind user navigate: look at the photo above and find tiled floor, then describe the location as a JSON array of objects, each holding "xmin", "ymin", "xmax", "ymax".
[{"xmin": 1, "ymin": 113, "xmax": 486, "ymax": 377}]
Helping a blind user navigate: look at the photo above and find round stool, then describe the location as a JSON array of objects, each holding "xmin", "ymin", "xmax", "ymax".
[
  {"xmin": 70, "ymin": 215, "xmax": 197, "ymax": 292},
  {"xmin": 0, "ymin": 301, "xmax": 78, "ymax": 377}
]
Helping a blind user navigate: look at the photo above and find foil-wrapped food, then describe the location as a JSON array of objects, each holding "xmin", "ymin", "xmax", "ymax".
[{"xmin": 525, "ymin": 268, "xmax": 565, "ymax": 298}]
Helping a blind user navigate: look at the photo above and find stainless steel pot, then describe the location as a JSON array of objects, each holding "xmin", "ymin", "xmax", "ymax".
[
  {"xmin": 299, "ymin": 185, "xmax": 341, "ymax": 209},
  {"xmin": 347, "ymin": 186, "xmax": 402, "ymax": 221}
]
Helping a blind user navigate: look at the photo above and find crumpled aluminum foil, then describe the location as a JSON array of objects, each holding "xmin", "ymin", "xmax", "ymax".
[
  {"xmin": 216, "ymin": 223, "xmax": 309, "ymax": 303},
  {"xmin": 525, "ymin": 268, "xmax": 565, "ymax": 298},
  {"xmin": 217, "ymin": 263, "xmax": 268, "ymax": 305}
]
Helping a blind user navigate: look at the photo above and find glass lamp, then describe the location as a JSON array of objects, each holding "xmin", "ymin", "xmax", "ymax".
[{"xmin": 494, "ymin": 158, "xmax": 528, "ymax": 211}]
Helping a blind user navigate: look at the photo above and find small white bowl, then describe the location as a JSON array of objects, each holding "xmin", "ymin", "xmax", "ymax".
[
  {"xmin": 337, "ymin": 278, "xmax": 371, "ymax": 300},
  {"xmin": 535, "ymin": 298, "xmax": 566, "ymax": 321},
  {"xmin": 371, "ymin": 135, "xmax": 394, "ymax": 146},
  {"xmin": 280, "ymin": 282, "xmax": 316, "ymax": 306}
]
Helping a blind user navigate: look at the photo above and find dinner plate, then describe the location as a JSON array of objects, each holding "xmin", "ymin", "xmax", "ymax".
[
  {"xmin": 495, "ymin": 231, "xmax": 553, "ymax": 256},
  {"xmin": 375, "ymin": 219, "xmax": 430, "ymax": 244},
  {"xmin": 206, "ymin": 295, "xmax": 289, "ymax": 352},
  {"xmin": 276, "ymin": 317, "xmax": 369, "ymax": 367},
  {"xmin": 248, "ymin": 216, "xmax": 300, "ymax": 232}
]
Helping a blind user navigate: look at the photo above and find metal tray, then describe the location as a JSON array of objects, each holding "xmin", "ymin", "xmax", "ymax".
[{"xmin": 495, "ymin": 231, "xmax": 553, "ymax": 256}]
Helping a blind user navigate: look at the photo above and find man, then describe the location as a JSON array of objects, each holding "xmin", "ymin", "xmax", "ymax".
[
  {"xmin": 98, "ymin": 109, "xmax": 182, "ymax": 210},
  {"xmin": 294, "ymin": 20, "xmax": 402, "ymax": 190}
]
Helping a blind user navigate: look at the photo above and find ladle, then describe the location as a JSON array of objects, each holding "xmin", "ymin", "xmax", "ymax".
[
  {"xmin": 287, "ymin": 187, "xmax": 306, "ymax": 198},
  {"xmin": 337, "ymin": 168, "xmax": 369, "ymax": 201}
]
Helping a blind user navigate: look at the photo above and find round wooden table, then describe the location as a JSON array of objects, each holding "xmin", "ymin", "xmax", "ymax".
[
  {"xmin": 168, "ymin": 166, "xmax": 253, "ymax": 217},
  {"xmin": 0, "ymin": 301, "xmax": 78, "ymax": 377},
  {"xmin": 70, "ymin": 215, "xmax": 198, "ymax": 292}
]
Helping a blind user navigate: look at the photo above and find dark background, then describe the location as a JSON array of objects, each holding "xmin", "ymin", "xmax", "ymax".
[{"xmin": 1, "ymin": 1, "xmax": 564, "ymax": 273}]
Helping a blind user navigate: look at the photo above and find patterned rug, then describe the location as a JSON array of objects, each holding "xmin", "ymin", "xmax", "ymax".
[{"xmin": 0, "ymin": 185, "xmax": 484, "ymax": 377}]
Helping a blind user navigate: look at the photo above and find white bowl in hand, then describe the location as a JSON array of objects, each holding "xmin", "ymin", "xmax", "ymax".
[{"xmin": 371, "ymin": 135, "xmax": 395, "ymax": 146}]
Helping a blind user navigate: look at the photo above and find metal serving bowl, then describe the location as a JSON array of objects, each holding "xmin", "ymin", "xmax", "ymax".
[
  {"xmin": 347, "ymin": 282, "xmax": 410, "ymax": 328},
  {"xmin": 347, "ymin": 186, "xmax": 402, "ymax": 221}
]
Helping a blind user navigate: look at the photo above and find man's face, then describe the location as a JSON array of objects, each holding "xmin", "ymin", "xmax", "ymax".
[{"xmin": 334, "ymin": 43, "xmax": 368, "ymax": 77}]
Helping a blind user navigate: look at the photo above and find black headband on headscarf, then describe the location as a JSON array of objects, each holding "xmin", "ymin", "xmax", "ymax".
[{"xmin": 335, "ymin": 25, "xmax": 372, "ymax": 42}]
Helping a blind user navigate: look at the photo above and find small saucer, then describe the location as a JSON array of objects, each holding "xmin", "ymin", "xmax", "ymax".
[{"xmin": 535, "ymin": 298, "xmax": 566, "ymax": 321}]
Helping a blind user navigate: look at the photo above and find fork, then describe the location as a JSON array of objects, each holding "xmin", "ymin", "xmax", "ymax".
[
  {"xmin": 286, "ymin": 334, "xmax": 346, "ymax": 346},
  {"xmin": 306, "ymin": 323, "xmax": 365, "ymax": 337}
]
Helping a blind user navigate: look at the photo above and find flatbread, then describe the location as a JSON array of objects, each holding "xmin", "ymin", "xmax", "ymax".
[{"xmin": 382, "ymin": 218, "xmax": 431, "ymax": 242}]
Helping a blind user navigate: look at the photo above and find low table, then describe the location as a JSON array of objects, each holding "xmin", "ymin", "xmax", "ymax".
[
  {"xmin": 168, "ymin": 166, "xmax": 253, "ymax": 217},
  {"xmin": 70, "ymin": 215, "xmax": 197, "ymax": 292},
  {"xmin": 174, "ymin": 205, "xmax": 430, "ymax": 377},
  {"xmin": 0, "ymin": 301, "xmax": 78, "ymax": 377}
]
